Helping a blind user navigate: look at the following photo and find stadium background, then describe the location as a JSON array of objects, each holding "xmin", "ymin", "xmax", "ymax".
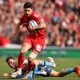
[{"xmin": 0, "ymin": 0, "xmax": 80, "ymax": 80}]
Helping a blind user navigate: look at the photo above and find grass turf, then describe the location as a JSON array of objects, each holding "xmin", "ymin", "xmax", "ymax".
[{"xmin": 0, "ymin": 57, "xmax": 80, "ymax": 80}]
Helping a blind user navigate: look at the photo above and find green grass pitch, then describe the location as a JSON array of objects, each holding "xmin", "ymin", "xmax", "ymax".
[{"xmin": 0, "ymin": 57, "xmax": 80, "ymax": 80}]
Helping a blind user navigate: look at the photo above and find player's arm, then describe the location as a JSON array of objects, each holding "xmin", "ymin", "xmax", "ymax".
[
  {"xmin": 36, "ymin": 19, "xmax": 47, "ymax": 30},
  {"xmin": 2, "ymin": 73, "xmax": 10, "ymax": 78}
]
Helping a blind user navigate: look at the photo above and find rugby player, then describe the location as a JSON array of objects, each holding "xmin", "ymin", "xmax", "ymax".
[
  {"xmin": 5, "ymin": 57, "xmax": 80, "ymax": 79},
  {"xmin": 5, "ymin": 57, "xmax": 56, "ymax": 79},
  {"xmin": 12, "ymin": 2, "xmax": 46, "ymax": 77}
]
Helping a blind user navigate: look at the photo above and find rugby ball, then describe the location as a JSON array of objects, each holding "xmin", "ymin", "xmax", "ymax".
[{"xmin": 29, "ymin": 20, "xmax": 38, "ymax": 28}]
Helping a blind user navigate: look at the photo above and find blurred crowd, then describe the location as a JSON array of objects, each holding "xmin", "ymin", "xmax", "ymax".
[{"xmin": 0, "ymin": 0, "xmax": 80, "ymax": 47}]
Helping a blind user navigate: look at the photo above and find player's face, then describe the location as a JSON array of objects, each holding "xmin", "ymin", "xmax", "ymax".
[
  {"xmin": 7, "ymin": 58, "xmax": 16, "ymax": 68},
  {"xmin": 24, "ymin": 8, "xmax": 33, "ymax": 16}
]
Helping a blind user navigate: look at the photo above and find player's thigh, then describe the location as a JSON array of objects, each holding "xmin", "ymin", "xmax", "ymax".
[
  {"xmin": 20, "ymin": 43, "xmax": 32, "ymax": 54},
  {"xmin": 50, "ymin": 70, "xmax": 60, "ymax": 77}
]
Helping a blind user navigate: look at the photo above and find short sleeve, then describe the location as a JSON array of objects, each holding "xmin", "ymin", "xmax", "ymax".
[{"xmin": 32, "ymin": 11, "xmax": 42, "ymax": 22}]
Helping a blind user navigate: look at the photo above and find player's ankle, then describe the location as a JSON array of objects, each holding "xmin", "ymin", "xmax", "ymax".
[{"xmin": 17, "ymin": 68, "xmax": 22, "ymax": 74}]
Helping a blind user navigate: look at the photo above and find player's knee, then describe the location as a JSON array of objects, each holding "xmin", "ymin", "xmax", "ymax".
[
  {"xmin": 29, "ymin": 52, "xmax": 38, "ymax": 60},
  {"xmin": 20, "ymin": 49, "xmax": 26, "ymax": 54}
]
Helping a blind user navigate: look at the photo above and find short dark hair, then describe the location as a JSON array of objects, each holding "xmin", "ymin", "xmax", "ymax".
[
  {"xmin": 23, "ymin": 2, "xmax": 33, "ymax": 9},
  {"xmin": 6, "ymin": 56, "xmax": 14, "ymax": 62}
]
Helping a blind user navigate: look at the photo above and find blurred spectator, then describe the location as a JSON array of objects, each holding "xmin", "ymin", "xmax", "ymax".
[
  {"xmin": 0, "ymin": 0, "xmax": 80, "ymax": 47},
  {"xmin": 0, "ymin": 35, "xmax": 10, "ymax": 47}
]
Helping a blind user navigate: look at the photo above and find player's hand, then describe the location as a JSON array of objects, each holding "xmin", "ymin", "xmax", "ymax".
[
  {"xmin": 2, "ymin": 73, "xmax": 9, "ymax": 78},
  {"xmin": 28, "ymin": 26, "xmax": 38, "ymax": 31}
]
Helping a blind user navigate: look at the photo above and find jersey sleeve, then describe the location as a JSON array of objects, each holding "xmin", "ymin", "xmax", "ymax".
[{"xmin": 32, "ymin": 11, "xmax": 43, "ymax": 22}]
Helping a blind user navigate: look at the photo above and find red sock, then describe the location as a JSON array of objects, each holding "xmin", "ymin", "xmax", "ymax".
[
  {"xmin": 27, "ymin": 57, "xmax": 35, "ymax": 71},
  {"xmin": 18, "ymin": 53, "xmax": 25, "ymax": 68},
  {"xmin": 27, "ymin": 62, "xmax": 35, "ymax": 71}
]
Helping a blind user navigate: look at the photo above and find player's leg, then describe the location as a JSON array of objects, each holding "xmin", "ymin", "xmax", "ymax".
[
  {"xmin": 50, "ymin": 70, "xmax": 71, "ymax": 77},
  {"xmin": 34, "ymin": 66, "xmax": 75, "ymax": 77},
  {"xmin": 27, "ymin": 38, "xmax": 45, "ymax": 71},
  {"xmin": 16, "ymin": 37, "xmax": 32, "ymax": 75},
  {"xmin": 18, "ymin": 43, "xmax": 32, "ymax": 72},
  {"xmin": 11, "ymin": 43, "xmax": 32, "ymax": 77},
  {"xmin": 59, "ymin": 67, "xmax": 80, "ymax": 76},
  {"xmin": 31, "ymin": 66, "xmax": 76, "ymax": 77},
  {"xmin": 25, "ymin": 37, "xmax": 46, "ymax": 74},
  {"xmin": 27, "ymin": 49, "xmax": 39, "ymax": 71},
  {"xmin": 50, "ymin": 67, "xmax": 76, "ymax": 77}
]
